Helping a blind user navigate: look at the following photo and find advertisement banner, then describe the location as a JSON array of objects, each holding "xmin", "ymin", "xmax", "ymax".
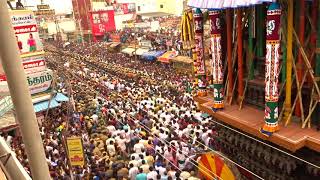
[
  {"xmin": 0, "ymin": 69, "xmax": 53, "ymax": 95},
  {"xmin": 90, "ymin": 10, "xmax": 116, "ymax": 36},
  {"xmin": 66, "ymin": 137, "xmax": 85, "ymax": 166},
  {"xmin": 113, "ymin": 3, "xmax": 136, "ymax": 15},
  {"xmin": 10, "ymin": 10, "xmax": 43, "ymax": 55},
  {"xmin": 27, "ymin": 69, "xmax": 53, "ymax": 95},
  {"xmin": 22, "ymin": 54, "xmax": 46, "ymax": 74},
  {"xmin": 72, "ymin": 0, "xmax": 92, "ymax": 31}
]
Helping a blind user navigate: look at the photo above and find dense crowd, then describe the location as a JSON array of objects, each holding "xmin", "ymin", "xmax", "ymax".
[{"xmin": 2, "ymin": 42, "xmax": 221, "ymax": 180}]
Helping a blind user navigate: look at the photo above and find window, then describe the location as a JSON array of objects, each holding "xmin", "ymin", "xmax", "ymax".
[
  {"xmin": 137, "ymin": 6, "xmax": 141, "ymax": 11},
  {"xmin": 160, "ymin": 4, "xmax": 164, "ymax": 8}
]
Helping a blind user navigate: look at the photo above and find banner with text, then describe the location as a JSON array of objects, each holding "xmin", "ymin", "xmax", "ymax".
[
  {"xmin": 22, "ymin": 53, "xmax": 46, "ymax": 74},
  {"xmin": 89, "ymin": 10, "xmax": 116, "ymax": 36},
  {"xmin": 10, "ymin": 10, "xmax": 43, "ymax": 55},
  {"xmin": 67, "ymin": 137, "xmax": 85, "ymax": 167}
]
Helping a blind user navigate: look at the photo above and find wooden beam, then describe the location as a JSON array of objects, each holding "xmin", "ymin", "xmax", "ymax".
[
  {"xmin": 226, "ymin": 9, "xmax": 233, "ymax": 103},
  {"xmin": 237, "ymin": 9, "xmax": 244, "ymax": 103},
  {"xmin": 295, "ymin": 0, "xmax": 306, "ymax": 117},
  {"xmin": 284, "ymin": 0, "xmax": 294, "ymax": 124}
]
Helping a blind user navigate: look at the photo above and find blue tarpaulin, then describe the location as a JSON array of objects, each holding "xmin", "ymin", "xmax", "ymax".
[
  {"xmin": 55, "ymin": 93, "xmax": 69, "ymax": 102},
  {"xmin": 34, "ymin": 99, "xmax": 60, "ymax": 113},
  {"xmin": 141, "ymin": 50, "xmax": 166, "ymax": 61}
]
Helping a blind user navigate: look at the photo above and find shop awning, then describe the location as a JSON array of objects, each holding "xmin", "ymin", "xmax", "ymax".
[
  {"xmin": 135, "ymin": 48, "xmax": 150, "ymax": 56},
  {"xmin": 54, "ymin": 93, "xmax": 69, "ymax": 102},
  {"xmin": 110, "ymin": 42, "xmax": 121, "ymax": 48},
  {"xmin": 141, "ymin": 50, "xmax": 166, "ymax": 61},
  {"xmin": 171, "ymin": 56, "xmax": 193, "ymax": 64},
  {"xmin": 121, "ymin": 48, "xmax": 136, "ymax": 56},
  {"xmin": 158, "ymin": 51, "xmax": 177, "ymax": 63},
  {"xmin": 34, "ymin": 99, "xmax": 60, "ymax": 113}
]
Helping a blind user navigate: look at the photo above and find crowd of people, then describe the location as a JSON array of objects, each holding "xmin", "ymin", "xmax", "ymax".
[{"xmin": 2, "ymin": 41, "xmax": 221, "ymax": 180}]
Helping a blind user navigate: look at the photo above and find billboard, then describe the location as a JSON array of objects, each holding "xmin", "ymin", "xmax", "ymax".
[
  {"xmin": 10, "ymin": 10, "xmax": 43, "ymax": 55},
  {"xmin": 89, "ymin": 10, "xmax": 116, "ymax": 36},
  {"xmin": 66, "ymin": 137, "xmax": 85, "ymax": 166},
  {"xmin": 113, "ymin": 3, "xmax": 136, "ymax": 15}
]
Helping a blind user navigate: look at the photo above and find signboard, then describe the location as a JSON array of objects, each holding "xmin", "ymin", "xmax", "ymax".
[
  {"xmin": 37, "ymin": 4, "xmax": 50, "ymax": 10},
  {"xmin": 27, "ymin": 69, "xmax": 53, "ymax": 95},
  {"xmin": 89, "ymin": 10, "xmax": 116, "ymax": 36},
  {"xmin": 113, "ymin": 3, "xmax": 136, "ymax": 15},
  {"xmin": 0, "ymin": 69, "xmax": 52, "ymax": 95},
  {"xmin": 34, "ymin": 9, "xmax": 55, "ymax": 16},
  {"xmin": 66, "ymin": 137, "xmax": 85, "ymax": 166},
  {"xmin": 10, "ymin": 10, "xmax": 43, "ymax": 55},
  {"xmin": 22, "ymin": 54, "xmax": 46, "ymax": 74}
]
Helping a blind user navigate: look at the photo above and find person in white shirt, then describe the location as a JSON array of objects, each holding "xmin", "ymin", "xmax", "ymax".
[
  {"xmin": 128, "ymin": 163, "xmax": 139, "ymax": 180},
  {"xmin": 147, "ymin": 167, "xmax": 158, "ymax": 180},
  {"xmin": 133, "ymin": 142, "xmax": 144, "ymax": 153},
  {"xmin": 106, "ymin": 140, "xmax": 116, "ymax": 157}
]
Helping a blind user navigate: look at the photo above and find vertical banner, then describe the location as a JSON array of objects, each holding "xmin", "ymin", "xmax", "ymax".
[
  {"xmin": 209, "ymin": 10, "xmax": 224, "ymax": 110},
  {"xmin": 90, "ymin": 10, "xmax": 116, "ymax": 36},
  {"xmin": 66, "ymin": 137, "xmax": 85, "ymax": 166},
  {"xmin": 261, "ymin": 3, "xmax": 281, "ymax": 136},
  {"xmin": 72, "ymin": 0, "xmax": 92, "ymax": 31},
  {"xmin": 193, "ymin": 8, "xmax": 206, "ymax": 96}
]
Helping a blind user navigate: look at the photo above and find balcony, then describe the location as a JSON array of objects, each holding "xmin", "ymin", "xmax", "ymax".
[{"xmin": 194, "ymin": 95, "xmax": 320, "ymax": 153}]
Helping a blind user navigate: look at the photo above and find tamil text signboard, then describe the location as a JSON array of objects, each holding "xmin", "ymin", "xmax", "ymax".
[
  {"xmin": 27, "ymin": 69, "xmax": 53, "ymax": 95},
  {"xmin": 66, "ymin": 137, "xmax": 85, "ymax": 166}
]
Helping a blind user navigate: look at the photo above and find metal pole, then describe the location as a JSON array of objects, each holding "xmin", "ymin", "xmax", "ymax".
[{"xmin": 0, "ymin": 2, "xmax": 50, "ymax": 180}]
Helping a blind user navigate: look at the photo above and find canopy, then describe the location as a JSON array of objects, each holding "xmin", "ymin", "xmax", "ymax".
[
  {"xmin": 54, "ymin": 93, "xmax": 69, "ymax": 102},
  {"xmin": 135, "ymin": 48, "xmax": 150, "ymax": 56},
  {"xmin": 34, "ymin": 99, "xmax": 60, "ymax": 113},
  {"xmin": 171, "ymin": 56, "xmax": 193, "ymax": 64},
  {"xmin": 188, "ymin": 0, "xmax": 275, "ymax": 9},
  {"xmin": 142, "ymin": 50, "xmax": 166, "ymax": 61},
  {"xmin": 110, "ymin": 42, "xmax": 121, "ymax": 48},
  {"xmin": 121, "ymin": 47, "xmax": 136, "ymax": 56},
  {"xmin": 198, "ymin": 153, "xmax": 239, "ymax": 180},
  {"xmin": 158, "ymin": 51, "xmax": 177, "ymax": 63}
]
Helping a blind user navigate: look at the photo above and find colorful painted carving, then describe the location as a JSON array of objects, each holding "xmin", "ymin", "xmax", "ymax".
[
  {"xmin": 261, "ymin": 2, "xmax": 281, "ymax": 136},
  {"xmin": 209, "ymin": 10, "xmax": 224, "ymax": 110}
]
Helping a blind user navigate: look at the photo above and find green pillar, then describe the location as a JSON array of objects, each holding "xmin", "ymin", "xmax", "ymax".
[
  {"xmin": 256, "ymin": 5, "xmax": 266, "ymax": 58},
  {"xmin": 249, "ymin": 8, "xmax": 254, "ymax": 80}
]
